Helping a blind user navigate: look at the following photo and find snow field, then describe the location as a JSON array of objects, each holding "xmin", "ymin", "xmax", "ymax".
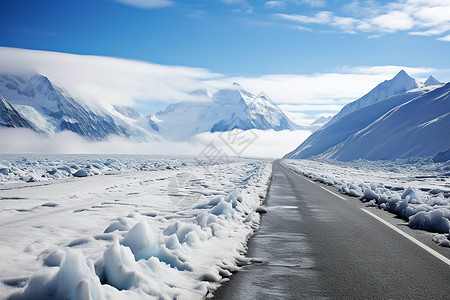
[
  {"xmin": 0, "ymin": 156, "xmax": 272, "ymax": 299},
  {"xmin": 281, "ymin": 159, "xmax": 450, "ymax": 247}
]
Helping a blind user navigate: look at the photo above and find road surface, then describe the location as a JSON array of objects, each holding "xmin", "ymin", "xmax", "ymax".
[{"xmin": 214, "ymin": 160, "xmax": 450, "ymax": 299}]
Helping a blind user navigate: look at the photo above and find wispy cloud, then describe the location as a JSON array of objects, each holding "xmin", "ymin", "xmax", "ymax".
[
  {"xmin": 116, "ymin": 0, "xmax": 173, "ymax": 9},
  {"xmin": 265, "ymin": 0, "xmax": 326, "ymax": 9},
  {"xmin": 275, "ymin": 0, "xmax": 450, "ymax": 40},
  {"xmin": 0, "ymin": 47, "xmax": 222, "ymax": 108},
  {"xmin": 437, "ymin": 34, "xmax": 450, "ymax": 42}
]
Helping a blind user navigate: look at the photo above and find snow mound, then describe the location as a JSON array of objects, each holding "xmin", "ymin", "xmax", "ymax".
[{"xmin": 10, "ymin": 250, "xmax": 103, "ymax": 300}]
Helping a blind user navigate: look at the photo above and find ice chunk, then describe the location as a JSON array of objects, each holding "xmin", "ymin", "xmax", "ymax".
[
  {"xmin": 15, "ymin": 250, "xmax": 103, "ymax": 300},
  {"xmin": 40, "ymin": 248, "xmax": 66, "ymax": 267},
  {"xmin": 362, "ymin": 188, "xmax": 379, "ymax": 201},
  {"xmin": 401, "ymin": 187, "xmax": 422, "ymax": 204},
  {"xmin": 256, "ymin": 206, "xmax": 268, "ymax": 213},
  {"xmin": 121, "ymin": 222, "xmax": 160, "ymax": 261},
  {"xmin": 409, "ymin": 209, "xmax": 450, "ymax": 233},
  {"xmin": 211, "ymin": 201, "xmax": 233, "ymax": 218},
  {"xmin": 103, "ymin": 240, "xmax": 137, "ymax": 290},
  {"xmin": 104, "ymin": 217, "xmax": 132, "ymax": 233},
  {"xmin": 73, "ymin": 169, "xmax": 88, "ymax": 177},
  {"xmin": 0, "ymin": 164, "xmax": 10, "ymax": 175},
  {"xmin": 55, "ymin": 251, "xmax": 103, "ymax": 300}
]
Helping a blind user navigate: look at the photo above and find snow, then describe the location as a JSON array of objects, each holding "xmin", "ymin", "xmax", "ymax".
[
  {"xmin": 0, "ymin": 155, "xmax": 272, "ymax": 299},
  {"xmin": 147, "ymin": 84, "xmax": 297, "ymax": 141},
  {"xmin": 285, "ymin": 88, "xmax": 429, "ymax": 159},
  {"xmin": 0, "ymin": 73, "xmax": 152, "ymax": 140},
  {"xmin": 281, "ymin": 158, "xmax": 450, "ymax": 247},
  {"xmin": 328, "ymin": 83, "xmax": 450, "ymax": 161},
  {"xmin": 285, "ymin": 82, "xmax": 449, "ymax": 161},
  {"xmin": 424, "ymin": 75, "xmax": 441, "ymax": 86},
  {"xmin": 325, "ymin": 70, "xmax": 420, "ymax": 127}
]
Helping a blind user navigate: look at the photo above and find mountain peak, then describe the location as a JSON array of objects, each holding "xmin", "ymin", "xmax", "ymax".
[
  {"xmin": 392, "ymin": 70, "xmax": 412, "ymax": 81},
  {"xmin": 424, "ymin": 75, "xmax": 441, "ymax": 86},
  {"xmin": 231, "ymin": 82, "xmax": 244, "ymax": 90}
]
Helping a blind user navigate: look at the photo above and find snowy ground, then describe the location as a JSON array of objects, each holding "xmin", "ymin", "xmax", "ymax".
[
  {"xmin": 281, "ymin": 158, "xmax": 450, "ymax": 247},
  {"xmin": 0, "ymin": 155, "xmax": 272, "ymax": 299}
]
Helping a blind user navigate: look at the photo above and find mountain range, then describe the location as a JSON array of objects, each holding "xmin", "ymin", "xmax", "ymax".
[
  {"xmin": 285, "ymin": 70, "xmax": 449, "ymax": 162},
  {"xmin": 0, "ymin": 74, "xmax": 297, "ymax": 141}
]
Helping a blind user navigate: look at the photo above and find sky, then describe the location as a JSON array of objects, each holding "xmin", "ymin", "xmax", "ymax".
[{"xmin": 1, "ymin": 0, "xmax": 450, "ymax": 125}]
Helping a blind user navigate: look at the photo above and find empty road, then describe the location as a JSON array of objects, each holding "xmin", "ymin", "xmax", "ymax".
[{"xmin": 214, "ymin": 160, "xmax": 450, "ymax": 299}]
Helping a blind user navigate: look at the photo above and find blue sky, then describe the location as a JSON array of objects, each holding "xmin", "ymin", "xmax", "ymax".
[{"xmin": 0, "ymin": 0, "xmax": 449, "ymax": 123}]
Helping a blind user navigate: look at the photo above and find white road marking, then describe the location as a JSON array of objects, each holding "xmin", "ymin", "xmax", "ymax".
[
  {"xmin": 282, "ymin": 164, "xmax": 346, "ymax": 200},
  {"xmin": 361, "ymin": 208, "xmax": 450, "ymax": 267},
  {"xmin": 320, "ymin": 186, "xmax": 347, "ymax": 200}
]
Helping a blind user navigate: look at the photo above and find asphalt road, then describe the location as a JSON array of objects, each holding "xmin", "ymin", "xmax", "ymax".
[{"xmin": 214, "ymin": 160, "xmax": 450, "ymax": 299}]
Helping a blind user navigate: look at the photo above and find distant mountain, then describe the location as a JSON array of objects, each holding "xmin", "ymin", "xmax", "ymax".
[
  {"xmin": 0, "ymin": 73, "xmax": 149, "ymax": 140},
  {"xmin": 324, "ymin": 70, "xmax": 420, "ymax": 127},
  {"xmin": 424, "ymin": 75, "xmax": 441, "ymax": 86},
  {"xmin": 311, "ymin": 116, "xmax": 332, "ymax": 126},
  {"xmin": 0, "ymin": 74, "xmax": 300, "ymax": 142},
  {"xmin": 327, "ymin": 83, "xmax": 450, "ymax": 161},
  {"xmin": 113, "ymin": 105, "xmax": 143, "ymax": 120},
  {"xmin": 0, "ymin": 95, "xmax": 33, "ymax": 129},
  {"xmin": 146, "ymin": 83, "xmax": 298, "ymax": 140},
  {"xmin": 284, "ymin": 81, "xmax": 449, "ymax": 161}
]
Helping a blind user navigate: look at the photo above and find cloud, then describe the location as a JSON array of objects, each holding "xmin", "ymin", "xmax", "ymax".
[
  {"xmin": 218, "ymin": 65, "xmax": 436, "ymax": 106},
  {"xmin": 265, "ymin": 1, "xmax": 284, "ymax": 9},
  {"xmin": 437, "ymin": 34, "xmax": 450, "ymax": 41},
  {"xmin": 370, "ymin": 11, "xmax": 414, "ymax": 32},
  {"xmin": 276, "ymin": 11, "xmax": 332, "ymax": 24},
  {"xmin": 0, "ymin": 127, "xmax": 311, "ymax": 158},
  {"xmin": 275, "ymin": 0, "xmax": 450, "ymax": 40},
  {"xmin": 116, "ymin": 0, "xmax": 173, "ymax": 9},
  {"xmin": 279, "ymin": 104, "xmax": 344, "ymax": 111},
  {"xmin": 0, "ymin": 47, "xmax": 222, "ymax": 108},
  {"xmin": 265, "ymin": 0, "xmax": 326, "ymax": 10}
]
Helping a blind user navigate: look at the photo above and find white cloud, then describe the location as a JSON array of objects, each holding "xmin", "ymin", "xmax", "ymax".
[
  {"xmin": 437, "ymin": 34, "xmax": 450, "ymax": 41},
  {"xmin": 279, "ymin": 104, "xmax": 344, "ymax": 111},
  {"xmin": 0, "ymin": 47, "xmax": 222, "ymax": 107},
  {"xmin": 371, "ymin": 11, "xmax": 415, "ymax": 31},
  {"xmin": 220, "ymin": 65, "xmax": 435, "ymax": 105},
  {"xmin": 265, "ymin": 1, "xmax": 284, "ymax": 9},
  {"xmin": 276, "ymin": 11, "xmax": 332, "ymax": 24},
  {"xmin": 116, "ymin": 0, "xmax": 173, "ymax": 9},
  {"xmin": 275, "ymin": 0, "xmax": 450, "ymax": 40},
  {"xmin": 265, "ymin": 0, "xmax": 326, "ymax": 9},
  {"xmin": 0, "ymin": 127, "xmax": 311, "ymax": 158}
]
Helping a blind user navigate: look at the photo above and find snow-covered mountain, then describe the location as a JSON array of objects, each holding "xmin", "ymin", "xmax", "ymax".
[
  {"xmin": 146, "ymin": 83, "xmax": 298, "ymax": 140},
  {"xmin": 0, "ymin": 74, "xmax": 298, "ymax": 142},
  {"xmin": 324, "ymin": 70, "xmax": 420, "ymax": 127},
  {"xmin": 424, "ymin": 75, "xmax": 441, "ymax": 86},
  {"xmin": 0, "ymin": 73, "xmax": 150, "ymax": 140},
  {"xmin": 327, "ymin": 83, "xmax": 450, "ymax": 161},
  {"xmin": 113, "ymin": 105, "xmax": 143, "ymax": 120},
  {"xmin": 311, "ymin": 116, "xmax": 332, "ymax": 126},
  {"xmin": 0, "ymin": 95, "xmax": 34, "ymax": 129},
  {"xmin": 285, "ymin": 72, "xmax": 448, "ymax": 161}
]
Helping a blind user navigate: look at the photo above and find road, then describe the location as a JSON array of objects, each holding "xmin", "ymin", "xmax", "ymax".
[{"xmin": 214, "ymin": 160, "xmax": 450, "ymax": 299}]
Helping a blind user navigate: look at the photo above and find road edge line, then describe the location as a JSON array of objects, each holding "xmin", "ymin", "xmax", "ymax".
[
  {"xmin": 319, "ymin": 186, "xmax": 347, "ymax": 201},
  {"xmin": 281, "ymin": 164, "xmax": 347, "ymax": 201},
  {"xmin": 361, "ymin": 208, "xmax": 450, "ymax": 266}
]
